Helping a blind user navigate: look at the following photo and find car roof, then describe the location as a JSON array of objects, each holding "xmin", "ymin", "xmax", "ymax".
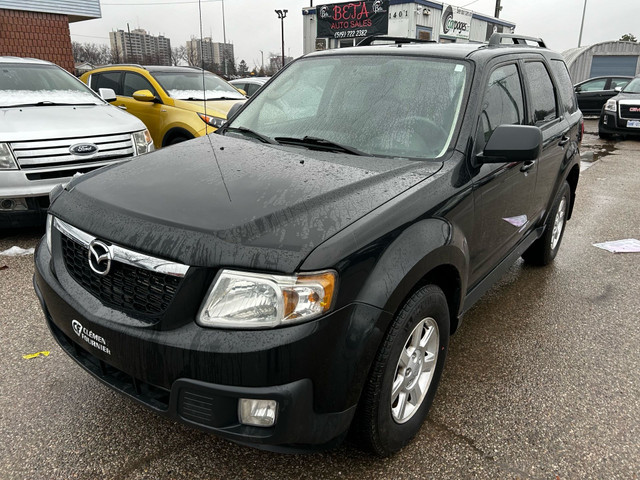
[
  {"xmin": 0, "ymin": 56, "xmax": 53, "ymax": 65},
  {"xmin": 576, "ymin": 75, "xmax": 634, "ymax": 83},
  {"xmin": 231, "ymin": 77, "xmax": 269, "ymax": 83}
]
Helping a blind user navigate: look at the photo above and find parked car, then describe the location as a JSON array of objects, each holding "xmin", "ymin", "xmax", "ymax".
[
  {"xmin": 574, "ymin": 75, "xmax": 633, "ymax": 115},
  {"xmin": 34, "ymin": 34, "xmax": 582, "ymax": 456},
  {"xmin": 230, "ymin": 76, "xmax": 270, "ymax": 97},
  {"xmin": 81, "ymin": 65, "xmax": 246, "ymax": 147},
  {"xmin": 598, "ymin": 76, "xmax": 640, "ymax": 138},
  {"xmin": 0, "ymin": 57, "xmax": 152, "ymax": 228}
]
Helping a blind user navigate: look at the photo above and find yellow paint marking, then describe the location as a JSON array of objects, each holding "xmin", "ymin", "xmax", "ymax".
[{"xmin": 22, "ymin": 351, "xmax": 50, "ymax": 359}]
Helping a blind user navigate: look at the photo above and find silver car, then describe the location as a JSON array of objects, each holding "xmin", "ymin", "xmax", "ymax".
[{"xmin": 0, "ymin": 57, "xmax": 153, "ymax": 228}]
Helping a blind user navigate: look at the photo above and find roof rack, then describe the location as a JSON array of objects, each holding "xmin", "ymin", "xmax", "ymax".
[
  {"xmin": 488, "ymin": 33, "xmax": 546, "ymax": 48},
  {"xmin": 357, "ymin": 36, "xmax": 436, "ymax": 47},
  {"xmin": 95, "ymin": 63, "xmax": 147, "ymax": 70}
]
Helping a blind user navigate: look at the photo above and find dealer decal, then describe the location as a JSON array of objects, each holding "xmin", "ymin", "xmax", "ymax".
[{"xmin": 72, "ymin": 319, "xmax": 111, "ymax": 355}]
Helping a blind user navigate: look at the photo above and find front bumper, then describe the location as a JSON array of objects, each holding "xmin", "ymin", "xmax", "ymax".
[
  {"xmin": 599, "ymin": 111, "xmax": 640, "ymax": 136},
  {"xmin": 34, "ymin": 240, "xmax": 389, "ymax": 451}
]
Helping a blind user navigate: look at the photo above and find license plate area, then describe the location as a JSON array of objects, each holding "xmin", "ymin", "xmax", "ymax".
[{"xmin": 627, "ymin": 120, "xmax": 640, "ymax": 128}]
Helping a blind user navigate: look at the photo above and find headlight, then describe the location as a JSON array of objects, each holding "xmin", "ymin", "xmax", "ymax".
[
  {"xmin": 604, "ymin": 99, "xmax": 617, "ymax": 113},
  {"xmin": 198, "ymin": 113, "xmax": 226, "ymax": 129},
  {"xmin": 0, "ymin": 143, "xmax": 18, "ymax": 170},
  {"xmin": 132, "ymin": 129, "xmax": 154, "ymax": 155},
  {"xmin": 45, "ymin": 214, "xmax": 53, "ymax": 252},
  {"xmin": 198, "ymin": 269, "xmax": 337, "ymax": 329}
]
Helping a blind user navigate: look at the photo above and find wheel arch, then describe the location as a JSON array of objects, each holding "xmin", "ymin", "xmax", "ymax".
[
  {"xmin": 162, "ymin": 127, "xmax": 195, "ymax": 147},
  {"xmin": 565, "ymin": 163, "xmax": 580, "ymax": 220}
]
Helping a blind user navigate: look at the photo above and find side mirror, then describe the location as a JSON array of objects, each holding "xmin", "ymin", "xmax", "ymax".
[
  {"xmin": 132, "ymin": 89, "xmax": 156, "ymax": 102},
  {"xmin": 615, "ymin": 86, "xmax": 622, "ymax": 92},
  {"xmin": 479, "ymin": 125, "xmax": 542, "ymax": 164},
  {"xmin": 98, "ymin": 88, "xmax": 117, "ymax": 102},
  {"xmin": 226, "ymin": 101, "xmax": 244, "ymax": 121},
  {"xmin": 574, "ymin": 85, "xmax": 582, "ymax": 93}
]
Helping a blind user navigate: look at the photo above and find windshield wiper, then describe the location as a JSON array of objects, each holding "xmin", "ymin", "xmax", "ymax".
[
  {"xmin": 183, "ymin": 96, "xmax": 243, "ymax": 101},
  {"xmin": 274, "ymin": 136, "xmax": 364, "ymax": 155},
  {"xmin": 5, "ymin": 101, "xmax": 98, "ymax": 108},
  {"xmin": 224, "ymin": 126, "xmax": 277, "ymax": 144}
]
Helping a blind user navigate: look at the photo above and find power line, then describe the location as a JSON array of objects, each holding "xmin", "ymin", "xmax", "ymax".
[
  {"xmin": 71, "ymin": 33, "xmax": 110, "ymax": 40},
  {"xmin": 102, "ymin": 0, "xmax": 221, "ymax": 5}
]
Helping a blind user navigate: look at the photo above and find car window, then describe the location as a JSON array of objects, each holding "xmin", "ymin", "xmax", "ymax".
[
  {"xmin": 524, "ymin": 62, "xmax": 558, "ymax": 126},
  {"xmin": 480, "ymin": 64, "xmax": 525, "ymax": 143},
  {"xmin": 579, "ymin": 78, "xmax": 607, "ymax": 92},
  {"xmin": 123, "ymin": 72, "xmax": 156, "ymax": 97},
  {"xmin": 611, "ymin": 78, "xmax": 631, "ymax": 90},
  {"xmin": 550, "ymin": 59, "xmax": 578, "ymax": 114},
  {"xmin": 93, "ymin": 71, "xmax": 122, "ymax": 95},
  {"xmin": 245, "ymin": 83, "xmax": 261, "ymax": 96}
]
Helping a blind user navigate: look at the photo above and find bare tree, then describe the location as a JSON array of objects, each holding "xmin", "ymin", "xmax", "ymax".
[
  {"xmin": 171, "ymin": 46, "xmax": 186, "ymax": 66},
  {"xmin": 71, "ymin": 42, "xmax": 112, "ymax": 66}
]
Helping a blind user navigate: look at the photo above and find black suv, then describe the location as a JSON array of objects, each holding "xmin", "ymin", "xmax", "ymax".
[
  {"xmin": 34, "ymin": 34, "xmax": 582, "ymax": 456},
  {"xmin": 598, "ymin": 75, "xmax": 640, "ymax": 139}
]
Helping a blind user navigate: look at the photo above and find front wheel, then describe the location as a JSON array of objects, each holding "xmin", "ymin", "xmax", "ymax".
[
  {"xmin": 522, "ymin": 181, "xmax": 571, "ymax": 266},
  {"xmin": 354, "ymin": 285, "xmax": 450, "ymax": 456}
]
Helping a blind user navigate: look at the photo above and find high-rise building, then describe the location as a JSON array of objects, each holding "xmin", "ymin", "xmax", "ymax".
[
  {"xmin": 186, "ymin": 37, "xmax": 234, "ymax": 69},
  {"xmin": 110, "ymin": 29, "xmax": 171, "ymax": 65}
]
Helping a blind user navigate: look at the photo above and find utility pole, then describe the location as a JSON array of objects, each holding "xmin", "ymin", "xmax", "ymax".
[
  {"xmin": 494, "ymin": 0, "xmax": 501, "ymax": 18},
  {"xmin": 275, "ymin": 9, "xmax": 288, "ymax": 70},
  {"xmin": 578, "ymin": 0, "xmax": 588, "ymax": 47},
  {"xmin": 260, "ymin": 49, "xmax": 264, "ymax": 73},
  {"xmin": 127, "ymin": 23, "xmax": 133, "ymax": 63},
  {"xmin": 222, "ymin": 0, "xmax": 228, "ymax": 76}
]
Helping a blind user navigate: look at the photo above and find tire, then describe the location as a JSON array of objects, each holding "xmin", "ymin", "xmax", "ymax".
[
  {"xmin": 167, "ymin": 136, "xmax": 190, "ymax": 146},
  {"xmin": 598, "ymin": 131, "xmax": 612, "ymax": 140},
  {"xmin": 354, "ymin": 285, "xmax": 450, "ymax": 456},
  {"xmin": 522, "ymin": 181, "xmax": 571, "ymax": 266}
]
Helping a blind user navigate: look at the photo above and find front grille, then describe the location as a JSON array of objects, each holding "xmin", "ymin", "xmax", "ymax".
[
  {"xmin": 61, "ymin": 234, "xmax": 182, "ymax": 317},
  {"xmin": 10, "ymin": 133, "xmax": 134, "ymax": 177},
  {"xmin": 620, "ymin": 104, "xmax": 640, "ymax": 120}
]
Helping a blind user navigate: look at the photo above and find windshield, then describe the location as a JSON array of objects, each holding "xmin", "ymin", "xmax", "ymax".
[
  {"xmin": 228, "ymin": 55, "xmax": 468, "ymax": 159},
  {"xmin": 622, "ymin": 78, "xmax": 640, "ymax": 93},
  {"xmin": 0, "ymin": 63, "xmax": 101, "ymax": 107},
  {"xmin": 152, "ymin": 71, "xmax": 245, "ymax": 100}
]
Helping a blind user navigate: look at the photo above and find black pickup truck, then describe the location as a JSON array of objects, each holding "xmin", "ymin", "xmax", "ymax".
[{"xmin": 34, "ymin": 34, "xmax": 582, "ymax": 456}]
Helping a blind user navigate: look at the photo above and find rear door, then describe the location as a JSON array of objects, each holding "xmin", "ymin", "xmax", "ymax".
[
  {"xmin": 522, "ymin": 59, "xmax": 568, "ymax": 222},
  {"xmin": 469, "ymin": 61, "xmax": 538, "ymax": 285}
]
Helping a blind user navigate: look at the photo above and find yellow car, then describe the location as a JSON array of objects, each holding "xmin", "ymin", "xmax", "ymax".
[{"xmin": 80, "ymin": 65, "xmax": 246, "ymax": 147}]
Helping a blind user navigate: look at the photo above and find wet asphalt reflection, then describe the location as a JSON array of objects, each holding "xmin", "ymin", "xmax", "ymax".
[{"xmin": 1, "ymin": 120, "xmax": 638, "ymax": 479}]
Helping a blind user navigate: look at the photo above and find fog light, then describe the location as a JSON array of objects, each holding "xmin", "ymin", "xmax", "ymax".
[
  {"xmin": 603, "ymin": 116, "xmax": 608, "ymax": 125},
  {"xmin": 0, "ymin": 198, "xmax": 27, "ymax": 211},
  {"xmin": 238, "ymin": 398, "xmax": 278, "ymax": 427}
]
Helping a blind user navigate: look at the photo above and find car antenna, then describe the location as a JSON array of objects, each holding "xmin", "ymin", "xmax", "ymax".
[{"xmin": 198, "ymin": 0, "xmax": 208, "ymax": 135}]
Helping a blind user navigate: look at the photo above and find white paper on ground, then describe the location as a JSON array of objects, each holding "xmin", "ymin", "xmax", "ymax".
[
  {"xmin": 0, "ymin": 246, "xmax": 35, "ymax": 256},
  {"xmin": 592, "ymin": 239, "xmax": 640, "ymax": 253}
]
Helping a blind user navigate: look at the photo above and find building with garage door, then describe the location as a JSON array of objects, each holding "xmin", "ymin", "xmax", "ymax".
[
  {"xmin": 303, "ymin": 0, "xmax": 515, "ymax": 54},
  {"xmin": 0, "ymin": 0, "xmax": 101, "ymax": 73},
  {"xmin": 563, "ymin": 41, "xmax": 640, "ymax": 84}
]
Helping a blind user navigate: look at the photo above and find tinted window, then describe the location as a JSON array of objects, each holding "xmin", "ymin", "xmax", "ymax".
[
  {"xmin": 481, "ymin": 64, "xmax": 524, "ymax": 142},
  {"xmin": 550, "ymin": 59, "xmax": 577, "ymax": 114},
  {"xmin": 123, "ymin": 72, "xmax": 155, "ymax": 97},
  {"xmin": 579, "ymin": 78, "xmax": 606, "ymax": 92},
  {"xmin": 524, "ymin": 62, "xmax": 557, "ymax": 125},
  {"xmin": 245, "ymin": 83, "xmax": 261, "ymax": 96},
  {"xmin": 93, "ymin": 71, "xmax": 122, "ymax": 95}
]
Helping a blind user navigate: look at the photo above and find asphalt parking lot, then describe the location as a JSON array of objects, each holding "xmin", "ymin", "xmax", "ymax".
[{"xmin": 1, "ymin": 119, "xmax": 638, "ymax": 480}]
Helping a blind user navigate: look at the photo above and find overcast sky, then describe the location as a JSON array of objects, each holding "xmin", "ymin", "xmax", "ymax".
[{"xmin": 69, "ymin": 0, "xmax": 640, "ymax": 68}]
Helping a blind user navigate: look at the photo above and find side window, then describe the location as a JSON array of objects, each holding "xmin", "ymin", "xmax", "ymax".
[
  {"xmin": 550, "ymin": 59, "xmax": 578, "ymax": 114},
  {"xmin": 123, "ymin": 72, "xmax": 156, "ymax": 97},
  {"xmin": 579, "ymin": 78, "xmax": 606, "ymax": 92},
  {"xmin": 611, "ymin": 77, "xmax": 631, "ymax": 90},
  {"xmin": 524, "ymin": 62, "xmax": 558, "ymax": 126},
  {"xmin": 480, "ymin": 64, "xmax": 525, "ymax": 143},
  {"xmin": 93, "ymin": 72, "xmax": 122, "ymax": 95},
  {"xmin": 245, "ymin": 83, "xmax": 260, "ymax": 96}
]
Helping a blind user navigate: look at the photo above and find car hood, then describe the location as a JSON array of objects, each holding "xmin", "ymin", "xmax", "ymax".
[
  {"xmin": 0, "ymin": 104, "xmax": 146, "ymax": 142},
  {"xmin": 172, "ymin": 98, "xmax": 245, "ymax": 119},
  {"xmin": 51, "ymin": 134, "xmax": 442, "ymax": 272},
  {"xmin": 614, "ymin": 92, "xmax": 640, "ymax": 103}
]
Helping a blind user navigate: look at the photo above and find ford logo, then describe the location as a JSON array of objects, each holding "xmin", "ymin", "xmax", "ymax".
[{"xmin": 69, "ymin": 143, "xmax": 98, "ymax": 155}]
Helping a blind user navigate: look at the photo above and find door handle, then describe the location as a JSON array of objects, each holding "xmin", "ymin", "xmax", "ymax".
[
  {"xmin": 558, "ymin": 136, "xmax": 570, "ymax": 147},
  {"xmin": 520, "ymin": 160, "xmax": 536, "ymax": 172},
  {"xmin": 118, "ymin": 105, "xmax": 127, "ymax": 110}
]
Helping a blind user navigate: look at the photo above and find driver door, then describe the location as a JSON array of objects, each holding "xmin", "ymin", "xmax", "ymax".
[{"xmin": 117, "ymin": 72, "xmax": 165, "ymax": 146}]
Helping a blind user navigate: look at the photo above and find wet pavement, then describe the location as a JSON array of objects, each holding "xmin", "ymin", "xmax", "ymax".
[{"xmin": 1, "ymin": 120, "xmax": 638, "ymax": 479}]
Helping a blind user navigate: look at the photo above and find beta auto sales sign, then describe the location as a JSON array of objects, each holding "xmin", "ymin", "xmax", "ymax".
[{"xmin": 316, "ymin": 0, "xmax": 389, "ymax": 39}]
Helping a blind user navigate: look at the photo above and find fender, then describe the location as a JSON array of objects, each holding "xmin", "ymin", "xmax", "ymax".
[{"xmin": 356, "ymin": 218, "xmax": 469, "ymax": 322}]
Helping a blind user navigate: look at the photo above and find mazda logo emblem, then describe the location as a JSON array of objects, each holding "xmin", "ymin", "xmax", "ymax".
[
  {"xmin": 69, "ymin": 143, "xmax": 98, "ymax": 155},
  {"xmin": 88, "ymin": 239, "xmax": 112, "ymax": 276}
]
